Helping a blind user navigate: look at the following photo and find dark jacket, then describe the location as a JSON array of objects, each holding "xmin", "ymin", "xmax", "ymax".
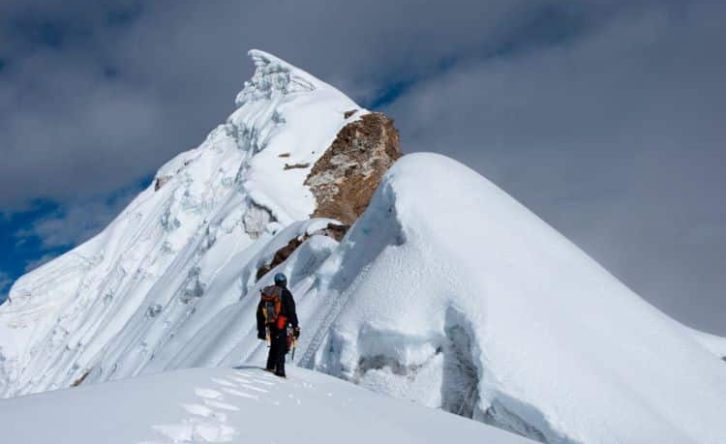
[{"xmin": 257, "ymin": 286, "xmax": 298, "ymax": 337}]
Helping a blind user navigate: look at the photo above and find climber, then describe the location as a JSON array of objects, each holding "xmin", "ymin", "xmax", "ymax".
[{"xmin": 256, "ymin": 272, "xmax": 300, "ymax": 377}]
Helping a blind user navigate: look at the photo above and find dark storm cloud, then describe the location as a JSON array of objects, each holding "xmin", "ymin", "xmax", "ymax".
[{"xmin": 0, "ymin": 0, "xmax": 723, "ymax": 332}]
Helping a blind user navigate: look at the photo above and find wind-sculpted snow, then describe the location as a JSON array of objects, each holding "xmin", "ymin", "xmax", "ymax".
[
  {"xmin": 294, "ymin": 154, "xmax": 726, "ymax": 443},
  {"xmin": 0, "ymin": 49, "xmax": 362, "ymax": 396}
]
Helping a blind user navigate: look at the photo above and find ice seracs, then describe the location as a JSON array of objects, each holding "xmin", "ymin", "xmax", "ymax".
[{"xmin": 0, "ymin": 48, "xmax": 370, "ymax": 396}]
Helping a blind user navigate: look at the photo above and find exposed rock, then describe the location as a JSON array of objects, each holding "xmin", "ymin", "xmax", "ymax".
[
  {"xmin": 284, "ymin": 162, "xmax": 310, "ymax": 170},
  {"xmin": 278, "ymin": 152, "xmax": 291, "ymax": 158},
  {"xmin": 320, "ymin": 223, "xmax": 349, "ymax": 242},
  {"xmin": 256, "ymin": 237, "xmax": 305, "ymax": 281},
  {"xmin": 305, "ymin": 112, "xmax": 402, "ymax": 225},
  {"xmin": 344, "ymin": 109, "xmax": 358, "ymax": 119},
  {"xmin": 256, "ymin": 223, "xmax": 349, "ymax": 281},
  {"xmin": 154, "ymin": 176, "xmax": 172, "ymax": 191},
  {"xmin": 71, "ymin": 370, "xmax": 91, "ymax": 387}
]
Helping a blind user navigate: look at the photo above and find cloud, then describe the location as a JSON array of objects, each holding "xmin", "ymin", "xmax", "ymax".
[
  {"xmin": 0, "ymin": 0, "xmax": 611, "ymax": 210},
  {"xmin": 0, "ymin": 0, "xmax": 724, "ymax": 333},
  {"xmin": 386, "ymin": 1, "xmax": 726, "ymax": 332},
  {"xmin": 14, "ymin": 184, "xmax": 142, "ymax": 249},
  {"xmin": 0, "ymin": 1, "xmax": 168, "ymax": 209}
]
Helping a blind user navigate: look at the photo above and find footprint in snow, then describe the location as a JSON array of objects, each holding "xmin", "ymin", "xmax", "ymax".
[
  {"xmin": 239, "ymin": 383, "xmax": 268, "ymax": 393},
  {"xmin": 194, "ymin": 387, "xmax": 224, "ymax": 399},
  {"xmin": 182, "ymin": 403, "xmax": 226, "ymax": 420},
  {"xmin": 221, "ymin": 387, "xmax": 259, "ymax": 400},
  {"xmin": 211, "ymin": 378, "xmax": 238, "ymax": 388},
  {"xmin": 142, "ymin": 384, "xmax": 238, "ymax": 443},
  {"xmin": 152, "ymin": 421, "xmax": 236, "ymax": 443},
  {"xmin": 249, "ymin": 378, "xmax": 275, "ymax": 386},
  {"xmin": 203, "ymin": 399, "xmax": 239, "ymax": 411}
]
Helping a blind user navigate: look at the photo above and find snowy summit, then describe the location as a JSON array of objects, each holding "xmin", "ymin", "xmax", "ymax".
[{"xmin": 1, "ymin": 50, "xmax": 726, "ymax": 444}]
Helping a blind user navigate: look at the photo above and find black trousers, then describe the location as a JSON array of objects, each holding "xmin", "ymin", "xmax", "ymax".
[{"xmin": 266, "ymin": 327, "xmax": 288, "ymax": 376}]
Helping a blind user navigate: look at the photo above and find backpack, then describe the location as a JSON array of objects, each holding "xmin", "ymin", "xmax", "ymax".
[{"xmin": 260, "ymin": 285, "xmax": 287, "ymax": 329}]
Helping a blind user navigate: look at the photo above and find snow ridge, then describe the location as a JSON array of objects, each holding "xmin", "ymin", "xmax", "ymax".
[
  {"xmin": 0, "ymin": 50, "xmax": 361, "ymax": 397},
  {"xmin": 235, "ymin": 49, "xmax": 318, "ymax": 106},
  {"xmin": 0, "ymin": 367, "xmax": 534, "ymax": 444},
  {"xmin": 297, "ymin": 153, "xmax": 726, "ymax": 444},
  {"xmin": 2, "ymin": 49, "xmax": 726, "ymax": 444}
]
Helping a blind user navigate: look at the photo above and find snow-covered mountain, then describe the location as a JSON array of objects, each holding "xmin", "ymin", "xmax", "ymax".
[
  {"xmin": 0, "ymin": 49, "xmax": 397, "ymax": 395},
  {"xmin": 2, "ymin": 50, "xmax": 726, "ymax": 444},
  {"xmin": 0, "ymin": 366, "xmax": 533, "ymax": 444}
]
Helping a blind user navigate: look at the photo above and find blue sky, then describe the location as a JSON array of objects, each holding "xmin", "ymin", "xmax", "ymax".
[
  {"xmin": 0, "ymin": 180, "xmax": 148, "ymax": 301},
  {"xmin": 0, "ymin": 202, "xmax": 63, "ymax": 298},
  {"xmin": 1, "ymin": 0, "xmax": 725, "ymax": 334}
]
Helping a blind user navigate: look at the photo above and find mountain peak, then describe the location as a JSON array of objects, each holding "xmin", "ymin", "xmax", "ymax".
[
  {"xmin": 235, "ymin": 50, "xmax": 324, "ymax": 107},
  {"xmin": 0, "ymin": 48, "xmax": 401, "ymax": 400}
]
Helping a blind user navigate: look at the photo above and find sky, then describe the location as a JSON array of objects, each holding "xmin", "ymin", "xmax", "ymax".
[{"xmin": 0, "ymin": 0, "xmax": 724, "ymax": 334}]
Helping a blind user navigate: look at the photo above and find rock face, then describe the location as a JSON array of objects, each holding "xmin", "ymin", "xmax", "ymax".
[
  {"xmin": 255, "ymin": 222, "xmax": 349, "ymax": 281},
  {"xmin": 154, "ymin": 176, "xmax": 172, "ymax": 191},
  {"xmin": 305, "ymin": 112, "xmax": 402, "ymax": 225}
]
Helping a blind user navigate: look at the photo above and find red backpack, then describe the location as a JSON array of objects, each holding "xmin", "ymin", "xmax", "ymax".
[{"xmin": 260, "ymin": 285, "xmax": 287, "ymax": 329}]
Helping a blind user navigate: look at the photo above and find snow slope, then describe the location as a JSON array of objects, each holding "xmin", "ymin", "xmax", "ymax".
[
  {"xmin": 0, "ymin": 366, "xmax": 532, "ymax": 444},
  {"xmin": 2, "ymin": 50, "xmax": 725, "ymax": 444},
  {"xmin": 0, "ymin": 49, "xmax": 363, "ymax": 395},
  {"xmin": 293, "ymin": 154, "xmax": 726, "ymax": 444},
  {"xmin": 686, "ymin": 326, "xmax": 726, "ymax": 359}
]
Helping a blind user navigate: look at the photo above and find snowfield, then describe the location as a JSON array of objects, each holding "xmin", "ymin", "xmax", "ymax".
[
  {"xmin": 298, "ymin": 153, "xmax": 726, "ymax": 443},
  {"xmin": 0, "ymin": 366, "xmax": 532, "ymax": 443},
  {"xmin": 1, "ymin": 50, "xmax": 726, "ymax": 444}
]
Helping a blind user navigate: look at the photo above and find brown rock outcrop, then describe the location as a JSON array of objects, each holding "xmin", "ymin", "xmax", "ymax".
[
  {"xmin": 305, "ymin": 112, "xmax": 402, "ymax": 225},
  {"xmin": 256, "ymin": 223, "xmax": 350, "ymax": 281}
]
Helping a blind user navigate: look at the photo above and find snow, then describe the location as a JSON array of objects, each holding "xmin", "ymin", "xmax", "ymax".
[
  {"xmin": 235, "ymin": 50, "xmax": 364, "ymax": 224},
  {"xmin": 0, "ymin": 366, "xmax": 532, "ymax": 444},
  {"xmin": 685, "ymin": 326, "xmax": 726, "ymax": 359},
  {"xmin": 0, "ymin": 49, "xmax": 362, "ymax": 396},
  {"xmin": 1, "ymin": 49, "xmax": 725, "ymax": 444},
  {"xmin": 295, "ymin": 154, "xmax": 726, "ymax": 443}
]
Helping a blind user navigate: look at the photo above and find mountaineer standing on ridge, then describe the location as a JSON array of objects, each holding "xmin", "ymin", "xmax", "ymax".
[{"xmin": 257, "ymin": 273, "xmax": 300, "ymax": 377}]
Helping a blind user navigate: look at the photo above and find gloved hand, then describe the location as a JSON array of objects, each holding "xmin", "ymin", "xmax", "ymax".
[
  {"xmin": 293, "ymin": 326, "xmax": 301, "ymax": 339},
  {"xmin": 257, "ymin": 331, "xmax": 266, "ymax": 340}
]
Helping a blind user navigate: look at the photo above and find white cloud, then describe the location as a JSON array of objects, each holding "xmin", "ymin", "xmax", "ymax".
[
  {"xmin": 15, "ymin": 186, "xmax": 141, "ymax": 249},
  {"xmin": 386, "ymin": 1, "xmax": 726, "ymax": 333}
]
